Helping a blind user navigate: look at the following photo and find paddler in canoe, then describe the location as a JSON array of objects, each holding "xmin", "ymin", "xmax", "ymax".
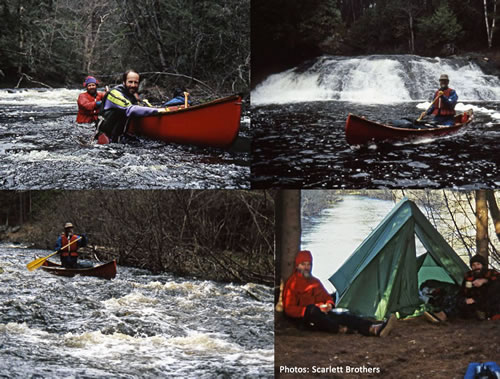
[
  {"xmin": 96, "ymin": 70, "xmax": 170, "ymax": 144},
  {"xmin": 55, "ymin": 222, "xmax": 88, "ymax": 268},
  {"xmin": 418, "ymin": 73, "xmax": 458, "ymax": 126}
]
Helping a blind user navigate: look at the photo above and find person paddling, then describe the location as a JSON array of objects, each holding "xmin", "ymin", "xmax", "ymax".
[
  {"xmin": 419, "ymin": 74, "xmax": 458, "ymax": 126},
  {"xmin": 77, "ymin": 76, "xmax": 105, "ymax": 124},
  {"xmin": 96, "ymin": 70, "xmax": 169, "ymax": 143},
  {"xmin": 55, "ymin": 222, "xmax": 88, "ymax": 268}
]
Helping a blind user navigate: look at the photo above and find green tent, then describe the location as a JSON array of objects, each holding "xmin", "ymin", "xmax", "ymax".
[{"xmin": 328, "ymin": 198, "xmax": 469, "ymax": 320}]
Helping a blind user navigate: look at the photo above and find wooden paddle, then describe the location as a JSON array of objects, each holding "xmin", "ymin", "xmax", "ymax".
[
  {"xmin": 417, "ymin": 93, "xmax": 442, "ymax": 122},
  {"xmin": 26, "ymin": 236, "xmax": 82, "ymax": 271}
]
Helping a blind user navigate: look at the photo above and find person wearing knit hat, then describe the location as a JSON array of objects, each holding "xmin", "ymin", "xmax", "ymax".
[
  {"xmin": 76, "ymin": 75, "xmax": 106, "ymax": 124},
  {"xmin": 282, "ymin": 250, "xmax": 397, "ymax": 337},
  {"xmin": 459, "ymin": 254, "xmax": 500, "ymax": 320}
]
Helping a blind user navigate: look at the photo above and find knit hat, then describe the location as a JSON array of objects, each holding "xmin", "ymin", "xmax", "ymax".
[
  {"xmin": 470, "ymin": 254, "xmax": 487, "ymax": 267},
  {"xmin": 295, "ymin": 250, "xmax": 312, "ymax": 267},
  {"xmin": 83, "ymin": 76, "xmax": 98, "ymax": 87}
]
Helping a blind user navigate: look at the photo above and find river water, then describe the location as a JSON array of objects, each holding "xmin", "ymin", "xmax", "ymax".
[
  {"xmin": 0, "ymin": 89, "xmax": 251, "ymax": 189},
  {"xmin": 0, "ymin": 244, "xmax": 273, "ymax": 378},
  {"xmin": 251, "ymin": 55, "xmax": 500, "ymax": 188},
  {"xmin": 301, "ymin": 196, "xmax": 396, "ymax": 293}
]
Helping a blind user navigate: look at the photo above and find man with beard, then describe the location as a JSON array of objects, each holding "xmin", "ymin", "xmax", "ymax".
[
  {"xmin": 459, "ymin": 254, "xmax": 500, "ymax": 320},
  {"xmin": 76, "ymin": 76, "xmax": 105, "ymax": 124},
  {"xmin": 282, "ymin": 250, "xmax": 397, "ymax": 337},
  {"xmin": 55, "ymin": 222, "xmax": 88, "ymax": 268},
  {"xmin": 97, "ymin": 70, "xmax": 168, "ymax": 143},
  {"xmin": 420, "ymin": 74, "xmax": 458, "ymax": 126}
]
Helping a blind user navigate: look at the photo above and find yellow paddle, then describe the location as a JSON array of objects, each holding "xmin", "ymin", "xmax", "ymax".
[
  {"xmin": 26, "ymin": 236, "xmax": 82, "ymax": 271},
  {"xmin": 417, "ymin": 92, "xmax": 442, "ymax": 122}
]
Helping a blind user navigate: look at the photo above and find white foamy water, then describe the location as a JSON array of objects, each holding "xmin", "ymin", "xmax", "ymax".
[
  {"xmin": 252, "ymin": 55, "xmax": 500, "ymax": 105},
  {"xmin": 0, "ymin": 88, "xmax": 81, "ymax": 107},
  {"xmin": 0, "ymin": 244, "xmax": 273, "ymax": 378}
]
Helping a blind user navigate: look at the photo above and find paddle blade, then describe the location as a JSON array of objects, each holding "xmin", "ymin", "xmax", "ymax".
[
  {"xmin": 26, "ymin": 256, "xmax": 50, "ymax": 271},
  {"xmin": 26, "ymin": 250, "xmax": 58, "ymax": 271}
]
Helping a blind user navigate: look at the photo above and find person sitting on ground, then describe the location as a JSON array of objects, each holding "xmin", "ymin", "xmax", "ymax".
[
  {"xmin": 282, "ymin": 250, "xmax": 397, "ymax": 337},
  {"xmin": 420, "ymin": 74, "xmax": 458, "ymax": 126},
  {"xmin": 76, "ymin": 76, "xmax": 105, "ymax": 124},
  {"xmin": 161, "ymin": 87, "xmax": 192, "ymax": 108},
  {"xmin": 97, "ymin": 70, "xmax": 169, "ymax": 143},
  {"xmin": 458, "ymin": 254, "xmax": 500, "ymax": 320},
  {"xmin": 55, "ymin": 222, "xmax": 88, "ymax": 268}
]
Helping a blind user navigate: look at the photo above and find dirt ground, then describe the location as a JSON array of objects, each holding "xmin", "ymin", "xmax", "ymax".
[{"xmin": 275, "ymin": 314, "xmax": 500, "ymax": 379}]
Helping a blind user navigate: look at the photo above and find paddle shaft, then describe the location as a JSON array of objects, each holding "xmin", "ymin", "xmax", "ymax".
[
  {"xmin": 417, "ymin": 93, "xmax": 441, "ymax": 121},
  {"xmin": 26, "ymin": 236, "xmax": 82, "ymax": 271}
]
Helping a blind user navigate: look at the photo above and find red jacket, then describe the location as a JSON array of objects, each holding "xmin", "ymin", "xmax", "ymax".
[
  {"xmin": 283, "ymin": 270, "xmax": 335, "ymax": 318},
  {"xmin": 77, "ymin": 91, "xmax": 105, "ymax": 123}
]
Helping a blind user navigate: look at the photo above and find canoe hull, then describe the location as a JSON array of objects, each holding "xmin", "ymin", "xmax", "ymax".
[
  {"xmin": 345, "ymin": 113, "xmax": 473, "ymax": 145},
  {"xmin": 128, "ymin": 95, "xmax": 242, "ymax": 148},
  {"xmin": 41, "ymin": 260, "xmax": 117, "ymax": 280}
]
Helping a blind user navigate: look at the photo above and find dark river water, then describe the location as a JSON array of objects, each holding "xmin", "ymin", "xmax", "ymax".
[
  {"xmin": 251, "ymin": 101, "xmax": 500, "ymax": 188},
  {"xmin": 0, "ymin": 89, "xmax": 251, "ymax": 189},
  {"xmin": 0, "ymin": 244, "xmax": 273, "ymax": 378}
]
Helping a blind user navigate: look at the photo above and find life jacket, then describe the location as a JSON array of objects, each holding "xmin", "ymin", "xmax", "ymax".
[
  {"xmin": 98, "ymin": 85, "xmax": 138, "ymax": 140},
  {"xmin": 60, "ymin": 234, "xmax": 79, "ymax": 257},
  {"xmin": 431, "ymin": 87, "xmax": 455, "ymax": 116}
]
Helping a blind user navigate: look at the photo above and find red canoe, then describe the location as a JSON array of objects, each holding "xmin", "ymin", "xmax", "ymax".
[
  {"xmin": 127, "ymin": 95, "xmax": 242, "ymax": 148},
  {"xmin": 345, "ymin": 111, "xmax": 473, "ymax": 145},
  {"xmin": 41, "ymin": 260, "xmax": 117, "ymax": 280}
]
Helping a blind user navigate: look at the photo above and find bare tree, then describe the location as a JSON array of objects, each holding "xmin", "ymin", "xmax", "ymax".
[
  {"xmin": 484, "ymin": 0, "xmax": 497, "ymax": 48},
  {"xmin": 476, "ymin": 190, "xmax": 489, "ymax": 260}
]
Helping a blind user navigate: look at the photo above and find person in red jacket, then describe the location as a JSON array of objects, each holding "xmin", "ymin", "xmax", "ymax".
[
  {"xmin": 283, "ymin": 250, "xmax": 396, "ymax": 337},
  {"xmin": 76, "ymin": 76, "xmax": 105, "ymax": 124}
]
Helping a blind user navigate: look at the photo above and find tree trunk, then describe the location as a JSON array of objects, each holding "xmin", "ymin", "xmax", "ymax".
[
  {"xmin": 275, "ymin": 190, "xmax": 301, "ymax": 311},
  {"xmin": 484, "ymin": 0, "xmax": 497, "ymax": 48},
  {"xmin": 486, "ymin": 190, "xmax": 500, "ymax": 241},
  {"xmin": 17, "ymin": 2, "xmax": 24, "ymax": 75},
  {"xmin": 475, "ymin": 190, "xmax": 489, "ymax": 259},
  {"xmin": 409, "ymin": 12, "xmax": 415, "ymax": 54}
]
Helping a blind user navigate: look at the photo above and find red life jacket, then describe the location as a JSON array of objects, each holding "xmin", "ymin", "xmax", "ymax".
[
  {"xmin": 77, "ymin": 91, "xmax": 105, "ymax": 123},
  {"xmin": 431, "ymin": 88, "xmax": 455, "ymax": 116},
  {"xmin": 60, "ymin": 234, "xmax": 79, "ymax": 257}
]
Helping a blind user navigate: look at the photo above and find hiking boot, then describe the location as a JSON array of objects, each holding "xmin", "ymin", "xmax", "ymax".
[
  {"xmin": 378, "ymin": 314, "xmax": 397, "ymax": 337},
  {"xmin": 423, "ymin": 311, "xmax": 440, "ymax": 324}
]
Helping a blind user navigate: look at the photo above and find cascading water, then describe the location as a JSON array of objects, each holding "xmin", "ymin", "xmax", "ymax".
[{"xmin": 252, "ymin": 55, "xmax": 500, "ymax": 105}]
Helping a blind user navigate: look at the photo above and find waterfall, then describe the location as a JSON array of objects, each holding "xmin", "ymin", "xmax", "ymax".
[{"xmin": 252, "ymin": 55, "xmax": 500, "ymax": 105}]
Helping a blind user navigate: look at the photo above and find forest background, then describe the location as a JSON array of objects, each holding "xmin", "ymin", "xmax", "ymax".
[
  {"xmin": 0, "ymin": 190, "xmax": 274, "ymax": 286},
  {"xmin": 253, "ymin": 0, "xmax": 500, "ymax": 85},
  {"xmin": 0, "ymin": 0, "xmax": 250, "ymax": 98}
]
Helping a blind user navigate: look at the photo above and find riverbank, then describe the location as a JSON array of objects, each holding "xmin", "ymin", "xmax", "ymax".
[{"xmin": 275, "ymin": 314, "xmax": 500, "ymax": 378}]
